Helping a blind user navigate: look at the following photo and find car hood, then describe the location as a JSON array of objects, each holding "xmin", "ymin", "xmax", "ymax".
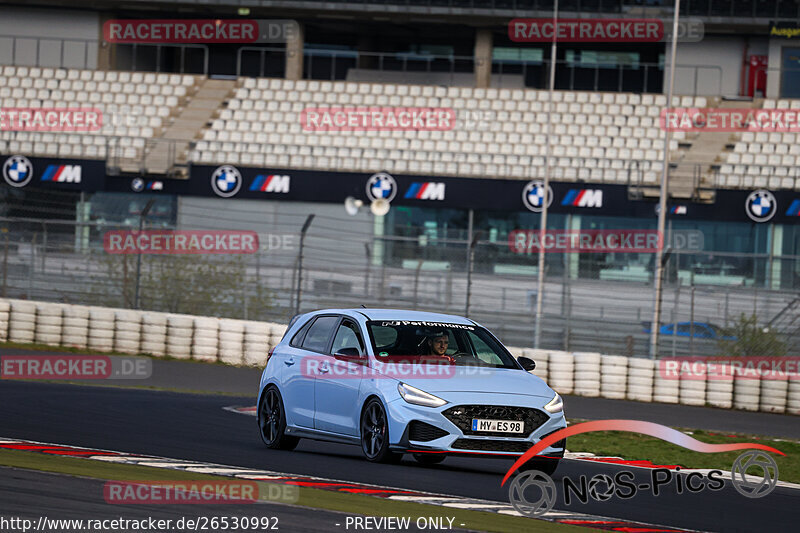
[{"xmin": 385, "ymin": 366, "xmax": 554, "ymax": 398}]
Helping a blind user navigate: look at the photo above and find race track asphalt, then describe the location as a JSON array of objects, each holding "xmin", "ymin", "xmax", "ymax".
[
  {"xmin": 1, "ymin": 379, "xmax": 798, "ymax": 532},
  {"xmin": 0, "ymin": 466, "xmax": 448, "ymax": 533}
]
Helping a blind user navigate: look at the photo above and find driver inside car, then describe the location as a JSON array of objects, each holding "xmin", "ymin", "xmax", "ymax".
[{"xmin": 420, "ymin": 330, "xmax": 450, "ymax": 356}]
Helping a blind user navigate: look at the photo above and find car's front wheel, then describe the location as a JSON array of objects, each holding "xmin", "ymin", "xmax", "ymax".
[
  {"xmin": 518, "ymin": 456, "xmax": 561, "ymax": 476},
  {"xmin": 258, "ymin": 386, "xmax": 299, "ymax": 450},
  {"xmin": 360, "ymin": 398, "xmax": 402, "ymax": 463}
]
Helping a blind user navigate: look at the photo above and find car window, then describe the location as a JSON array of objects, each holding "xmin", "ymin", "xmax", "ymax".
[
  {"xmin": 301, "ymin": 316, "xmax": 338, "ymax": 353},
  {"xmin": 290, "ymin": 318, "xmax": 314, "ymax": 347},
  {"xmin": 331, "ymin": 321, "xmax": 364, "ymax": 355},
  {"xmin": 365, "ymin": 321, "xmax": 518, "ymax": 368},
  {"xmin": 371, "ymin": 325, "xmax": 398, "ymax": 349},
  {"xmin": 466, "ymin": 331, "xmax": 503, "ymax": 365}
]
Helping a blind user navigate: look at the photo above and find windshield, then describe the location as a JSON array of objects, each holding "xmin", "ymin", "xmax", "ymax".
[{"xmin": 366, "ymin": 320, "xmax": 519, "ymax": 369}]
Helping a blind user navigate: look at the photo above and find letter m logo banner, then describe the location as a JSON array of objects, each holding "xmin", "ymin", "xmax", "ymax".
[
  {"xmin": 405, "ymin": 182, "xmax": 446, "ymax": 200},
  {"xmin": 251, "ymin": 174, "xmax": 290, "ymax": 193},
  {"xmin": 562, "ymin": 189, "xmax": 603, "ymax": 208},
  {"xmin": 41, "ymin": 165, "xmax": 81, "ymax": 183}
]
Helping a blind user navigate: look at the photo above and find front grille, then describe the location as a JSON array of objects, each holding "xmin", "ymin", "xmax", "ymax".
[
  {"xmin": 408, "ymin": 420, "xmax": 449, "ymax": 442},
  {"xmin": 442, "ymin": 405, "xmax": 548, "ymax": 437},
  {"xmin": 451, "ymin": 439, "xmax": 533, "ymax": 453}
]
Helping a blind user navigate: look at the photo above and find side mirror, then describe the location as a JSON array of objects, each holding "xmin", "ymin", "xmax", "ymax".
[
  {"xmin": 518, "ymin": 356, "xmax": 536, "ymax": 372},
  {"xmin": 334, "ymin": 347, "xmax": 366, "ymax": 364}
]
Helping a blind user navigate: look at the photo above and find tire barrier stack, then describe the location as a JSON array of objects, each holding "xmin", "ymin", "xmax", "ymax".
[
  {"xmin": 35, "ymin": 303, "xmax": 63, "ymax": 346},
  {"xmin": 760, "ymin": 378, "xmax": 788, "ymax": 414},
  {"xmin": 114, "ymin": 310, "xmax": 142, "ymax": 355},
  {"xmin": 243, "ymin": 321, "xmax": 271, "ymax": 367},
  {"xmin": 653, "ymin": 363, "xmax": 681, "ymax": 404},
  {"xmin": 1, "ymin": 298, "xmax": 797, "ymax": 416},
  {"xmin": 627, "ymin": 358, "xmax": 655, "ymax": 402},
  {"xmin": 219, "ymin": 319, "xmax": 246, "ymax": 365},
  {"xmin": 0, "ymin": 300, "xmax": 9, "ymax": 343},
  {"xmin": 141, "ymin": 312, "xmax": 168, "ymax": 357},
  {"xmin": 547, "ymin": 351, "xmax": 574, "ymax": 395},
  {"xmin": 679, "ymin": 370, "xmax": 706, "ymax": 406},
  {"xmin": 166, "ymin": 315, "xmax": 193, "ymax": 360},
  {"xmin": 705, "ymin": 366, "xmax": 734, "ymax": 409},
  {"xmin": 62, "ymin": 305, "xmax": 89, "ymax": 349},
  {"xmin": 87, "ymin": 307, "xmax": 115, "ymax": 352},
  {"xmin": 192, "ymin": 317, "xmax": 219, "ymax": 363},
  {"xmin": 9, "ymin": 300, "xmax": 36, "ymax": 343},
  {"xmin": 573, "ymin": 352, "xmax": 601, "ymax": 397},
  {"xmin": 788, "ymin": 381, "xmax": 800, "ymax": 415},
  {"xmin": 732, "ymin": 367, "xmax": 760, "ymax": 411},
  {"xmin": 600, "ymin": 355, "xmax": 628, "ymax": 400}
]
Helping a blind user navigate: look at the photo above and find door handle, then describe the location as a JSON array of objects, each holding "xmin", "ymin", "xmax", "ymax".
[
  {"xmin": 285, "ymin": 357, "xmax": 295, "ymax": 366},
  {"xmin": 319, "ymin": 363, "xmax": 330, "ymax": 373}
]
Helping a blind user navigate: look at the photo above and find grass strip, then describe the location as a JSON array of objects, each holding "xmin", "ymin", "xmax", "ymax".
[
  {"xmin": 0, "ymin": 448, "xmax": 583, "ymax": 533},
  {"xmin": 566, "ymin": 427, "xmax": 800, "ymax": 483}
]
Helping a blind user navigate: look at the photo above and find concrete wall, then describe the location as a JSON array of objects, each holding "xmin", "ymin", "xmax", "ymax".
[
  {"xmin": 0, "ymin": 7, "xmax": 100, "ymax": 68},
  {"xmin": 668, "ymin": 36, "xmax": 745, "ymax": 97}
]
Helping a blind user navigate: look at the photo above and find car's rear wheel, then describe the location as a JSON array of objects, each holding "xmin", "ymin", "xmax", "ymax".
[
  {"xmin": 360, "ymin": 398, "xmax": 402, "ymax": 463},
  {"xmin": 258, "ymin": 387, "xmax": 299, "ymax": 450},
  {"xmin": 413, "ymin": 453, "xmax": 445, "ymax": 465}
]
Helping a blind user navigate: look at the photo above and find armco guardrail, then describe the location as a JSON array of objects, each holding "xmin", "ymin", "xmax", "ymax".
[{"xmin": 0, "ymin": 298, "xmax": 797, "ymax": 416}]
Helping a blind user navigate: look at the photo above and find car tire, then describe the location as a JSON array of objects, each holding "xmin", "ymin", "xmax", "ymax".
[
  {"xmin": 360, "ymin": 398, "xmax": 402, "ymax": 463},
  {"xmin": 258, "ymin": 386, "xmax": 299, "ymax": 450},
  {"xmin": 413, "ymin": 453, "xmax": 445, "ymax": 465},
  {"xmin": 519, "ymin": 456, "xmax": 561, "ymax": 476}
]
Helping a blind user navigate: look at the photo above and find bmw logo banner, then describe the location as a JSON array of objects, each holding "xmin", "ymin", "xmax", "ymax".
[
  {"xmin": 1, "ymin": 155, "xmax": 104, "ymax": 190},
  {"xmin": 2, "ymin": 155, "xmax": 34, "ymax": 188},
  {"xmin": 4, "ymin": 156, "xmax": 795, "ymax": 225}
]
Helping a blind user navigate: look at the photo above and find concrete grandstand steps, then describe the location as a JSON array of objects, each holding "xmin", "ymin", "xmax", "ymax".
[{"xmin": 135, "ymin": 77, "xmax": 234, "ymax": 177}]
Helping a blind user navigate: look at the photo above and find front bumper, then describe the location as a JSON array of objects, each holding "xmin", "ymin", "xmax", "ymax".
[{"xmin": 386, "ymin": 392, "xmax": 566, "ymax": 457}]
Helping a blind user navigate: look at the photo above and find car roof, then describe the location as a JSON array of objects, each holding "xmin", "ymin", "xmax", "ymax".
[{"xmin": 311, "ymin": 308, "xmax": 475, "ymax": 325}]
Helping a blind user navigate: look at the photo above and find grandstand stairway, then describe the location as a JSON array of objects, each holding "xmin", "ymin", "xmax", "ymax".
[
  {"xmin": 139, "ymin": 78, "xmax": 236, "ymax": 177},
  {"xmin": 636, "ymin": 98, "xmax": 746, "ymax": 203}
]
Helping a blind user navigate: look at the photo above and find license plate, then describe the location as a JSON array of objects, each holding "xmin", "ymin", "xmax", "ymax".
[{"xmin": 471, "ymin": 419, "xmax": 524, "ymax": 433}]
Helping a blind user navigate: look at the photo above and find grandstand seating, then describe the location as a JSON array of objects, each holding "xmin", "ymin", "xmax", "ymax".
[
  {"xmin": 0, "ymin": 66, "xmax": 197, "ymax": 161},
  {"xmin": 717, "ymin": 99, "xmax": 800, "ymax": 190},
  {"xmin": 2, "ymin": 64, "xmax": 798, "ymax": 190},
  {"xmin": 190, "ymin": 78, "xmax": 699, "ymax": 185}
]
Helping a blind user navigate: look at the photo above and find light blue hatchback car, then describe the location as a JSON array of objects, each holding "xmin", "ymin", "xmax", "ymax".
[{"xmin": 257, "ymin": 309, "xmax": 566, "ymax": 471}]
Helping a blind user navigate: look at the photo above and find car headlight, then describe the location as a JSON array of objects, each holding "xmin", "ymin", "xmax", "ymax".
[
  {"xmin": 397, "ymin": 382, "xmax": 447, "ymax": 408},
  {"xmin": 544, "ymin": 392, "xmax": 563, "ymax": 414}
]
